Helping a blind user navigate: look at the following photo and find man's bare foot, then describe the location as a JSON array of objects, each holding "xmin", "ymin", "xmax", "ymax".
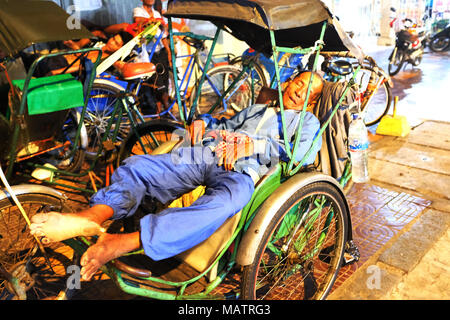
[
  {"xmin": 80, "ymin": 232, "xmax": 141, "ymax": 281},
  {"xmin": 30, "ymin": 212, "xmax": 105, "ymax": 244}
]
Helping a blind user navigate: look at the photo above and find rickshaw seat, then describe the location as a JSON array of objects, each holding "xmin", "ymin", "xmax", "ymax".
[
  {"xmin": 173, "ymin": 188, "xmax": 242, "ymax": 280},
  {"xmin": 150, "ymin": 141, "xmax": 257, "ymax": 280},
  {"xmin": 172, "ymin": 165, "xmax": 279, "ymax": 281},
  {"xmin": 121, "ymin": 62, "xmax": 156, "ymax": 80},
  {"xmin": 12, "ymin": 73, "xmax": 84, "ymax": 115}
]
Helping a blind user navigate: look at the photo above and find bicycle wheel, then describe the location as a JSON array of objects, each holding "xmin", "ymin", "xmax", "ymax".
[
  {"xmin": 230, "ymin": 57, "xmax": 269, "ymax": 109},
  {"xmin": 190, "ymin": 65, "xmax": 259, "ymax": 117},
  {"xmin": 357, "ymin": 66, "xmax": 392, "ymax": 126},
  {"xmin": 39, "ymin": 110, "xmax": 86, "ymax": 173},
  {"xmin": 117, "ymin": 120, "xmax": 184, "ymax": 163},
  {"xmin": 388, "ymin": 48, "xmax": 404, "ymax": 76},
  {"xmin": 0, "ymin": 192, "xmax": 75, "ymax": 300},
  {"xmin": 84, "ymin": 81, "xmax": 136, "ymax": 160},
  {"xmin": 241, "ymin": 181, "xmax": 348, "ymax": 300}
]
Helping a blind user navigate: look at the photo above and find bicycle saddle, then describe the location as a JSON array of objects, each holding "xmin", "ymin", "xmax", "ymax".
[
  {"xmin": 182, "ymin": 36, "xmax": 205, "ymax": 50},
  {"xmin": 122, "ymin": 62, "xmax": 156, "ymax": 80},
  {"xmin": 327, "ymin": 59, "xmax": 353, "ymax": 76}
]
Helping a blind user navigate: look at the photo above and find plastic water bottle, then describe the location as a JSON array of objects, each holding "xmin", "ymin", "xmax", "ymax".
[{"xmin": 349, "ymin": 114, "xmax": 370, "ymax": 183}]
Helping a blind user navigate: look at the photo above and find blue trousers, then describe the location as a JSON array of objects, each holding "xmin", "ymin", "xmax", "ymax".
[{"xmin": 90, "ymin": 147, "xmax": 255, "ymax": 261}]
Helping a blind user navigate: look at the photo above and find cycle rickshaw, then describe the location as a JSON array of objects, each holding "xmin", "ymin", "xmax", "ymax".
[
  {"xmin": 0, "ymin": 0, "xmax": 168, "ymax": 195},
  {"xmin": 1, "ymin": 0, "xmax": 363, "ymax": 300}
]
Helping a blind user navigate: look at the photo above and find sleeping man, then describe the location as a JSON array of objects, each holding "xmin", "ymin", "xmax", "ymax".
[{"xmin": 29, "ymin": 71, "xmax": 324, "ymax": 281}]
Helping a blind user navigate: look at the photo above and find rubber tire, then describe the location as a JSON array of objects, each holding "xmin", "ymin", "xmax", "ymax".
[
  {"xmin": 84, "ymin": 82, "xmax": 138, "ymax": 160},
  {"xmin": 230, "ymin": 56, "xmax": 269, "ymax": 108},
  {"xmin": 190, "ymin": 65, "xmax": 261, "ymax": 117},
  {"xmin": 0, "ymin": 192, "xmax": 74, "ymax": 300},
  {"xmin": 241, "ymin": 181, "xmax": 348, "ymax": 300},
  {"xmin": 358, "ymin": 66, "xmax": 392, "ymax": 126},
  {"xmin": 117, "ymin": 119, "xmax": 184, "ymax": 164},
  {"xmin": 388, "ymin": 48, "xmax": 404, "ymax": 76}
]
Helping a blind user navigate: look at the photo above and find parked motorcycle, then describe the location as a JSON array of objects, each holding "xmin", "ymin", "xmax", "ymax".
[
  {"xmin": 388, "ymin": 22, "xmax": 427, "ymax": 76},
  {"xmin": 429, "ymin": 24, "xmax": 450, "ymax": 52}
]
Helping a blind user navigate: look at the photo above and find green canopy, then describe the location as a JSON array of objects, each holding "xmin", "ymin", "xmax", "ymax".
[{"xmin": 0, "ymin": 0, "xmax": 92, "ymax": 57}]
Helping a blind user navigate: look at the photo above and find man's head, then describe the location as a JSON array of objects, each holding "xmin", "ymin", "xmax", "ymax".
[
  {"xmin": 282, "ymin": 71, "xmax": 324, "ymax": 111},
  {"xmin": 102, "ymin": 34, "xmax": 125, "ymax": 54},
  {"xmin": 102, "ymin": 31, "xmax": 134, "ymax": 54}
]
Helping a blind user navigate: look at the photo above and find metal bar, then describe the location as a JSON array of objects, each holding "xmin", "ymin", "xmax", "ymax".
[
  {"xmin": 275, "ymin": 46, "xmax": 314, "ymax": 55},
  {"xmin": 287, "ymin": 22, "xmax": 328, "ymax": 175},
  {"xmin": 172, "ymin": 32, "xmax": 214, "ymax": 41},
  {"xmin": 269, "ymin": 29, "xmax": 293, "ymax": 160},
  {"xmin": 289, "ymin": 65, "xmax": 361, "ymax": 176},
  {"xmin": 168, "ymin": 18, "xmax": 185, "ymax": 123},
  {"xmin": 187, "ymin": 27, "xmax": 221, "ymax": 124}
]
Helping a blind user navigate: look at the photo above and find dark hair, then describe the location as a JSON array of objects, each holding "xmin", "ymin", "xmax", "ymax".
[{"xmin": 118, "ymin": 31, "xmax": 134, "ymax": 44}]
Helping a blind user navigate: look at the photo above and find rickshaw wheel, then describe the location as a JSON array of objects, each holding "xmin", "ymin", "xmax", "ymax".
[
  {"xmin": 0, "ymin": 193, "xmax": 75, "ymax": 300},
  {"xmin": 190, "ymin": 65, "xmax": 259, "ymax": 117},
  {"xmin": 241, "ymin": 181, "xmax": 348, "ymax": 300},
  {"xmin": 117, "ymin": 120, "xmax": 184, "ymax": 165},
  {"xmin": 84, "ymin": 82, "xmax": 138, "ymax": 161},
  {"xmin": 357, "ymin": 66, "xmax": 392, "ymax": 126}
]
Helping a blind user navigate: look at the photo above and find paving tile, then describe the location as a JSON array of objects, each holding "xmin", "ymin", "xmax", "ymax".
[
  {"xmin": 369, "ymin": 158, "xmax": 450, "ymax": 200},
  {"xmin": 378, "ymin": 209, "xmax": 450, "ymax": 273}
]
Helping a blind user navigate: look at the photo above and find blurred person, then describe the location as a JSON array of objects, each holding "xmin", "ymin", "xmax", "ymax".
[{"xmin": 133, "ymin": 0, "xmax": 172, "ymax": 113}]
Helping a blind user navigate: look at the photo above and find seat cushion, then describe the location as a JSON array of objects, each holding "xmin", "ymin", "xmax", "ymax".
[
  {"xmin": 13, "ymin": 74, "xmax": 84, "ymax": 115},
  {"xmin": 122, "ymin": 62, "xmax": 155, "ymax": 80}
]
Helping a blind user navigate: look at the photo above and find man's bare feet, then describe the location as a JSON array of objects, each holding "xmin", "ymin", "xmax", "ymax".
[
  {"xmin": 29, "ymin": 205, "xmax": 114, "ymax": 244},
  {"xmin": 80, "ymin": 232, "xmax": 141, "ymax": 281},
  {"xmin": 30, "ymin": 212, "xmax": 105, "ymax": 244}
]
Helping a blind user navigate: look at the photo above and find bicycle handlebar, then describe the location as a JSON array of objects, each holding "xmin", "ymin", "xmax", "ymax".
[{"xmin": 321, "ymin": 51, "xmax": 378, "ymax": 68}]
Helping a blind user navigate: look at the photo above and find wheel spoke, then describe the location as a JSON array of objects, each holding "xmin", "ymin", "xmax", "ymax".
[
  {"xmin": 0, "ymin": 195, "xmax": 74, "ymax": 300},
  {"xmin": 244, "ymin": 182, "xmax": 347, "ymax": 300}
]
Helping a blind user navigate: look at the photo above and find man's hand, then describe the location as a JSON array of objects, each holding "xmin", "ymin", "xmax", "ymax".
[
  {"xmin": 215, "ymin": 132, "xmax": 254, "ymax": 171},
  {"xmin": 186, "ymin": 120, "xmax": 206, "ymax": 146}
]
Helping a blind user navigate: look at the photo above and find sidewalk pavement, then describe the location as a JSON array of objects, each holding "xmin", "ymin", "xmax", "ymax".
[
  {"xmin": 329, "ymin": 120, "xmax": 450, "ymax": 299},
  {"xmin": 328, "ymin": 39, "xmax": 450, "ymax": 299}
]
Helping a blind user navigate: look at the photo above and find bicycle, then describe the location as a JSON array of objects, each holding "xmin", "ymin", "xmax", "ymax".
[
  {"xmin": 320, "ymin": 52, "xmax": 393, "ymax": 126},
  {"xmin": 87, "ymin": 31, "xmax": 241, "ymax": 164}
]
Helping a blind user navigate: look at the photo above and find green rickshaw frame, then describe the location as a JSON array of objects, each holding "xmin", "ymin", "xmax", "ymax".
[
  {"xmin": 58, "ymin": 20, "xmax": 361, "ymax": 301},
  {"xmin": 1, "ymin": 0, "xmax": 362, "ymax": 300}
]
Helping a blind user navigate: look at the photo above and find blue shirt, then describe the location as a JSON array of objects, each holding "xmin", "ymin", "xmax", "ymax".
[{"xmin": 198, "ymin": 104, "xmax": 322, "ymax": 178}]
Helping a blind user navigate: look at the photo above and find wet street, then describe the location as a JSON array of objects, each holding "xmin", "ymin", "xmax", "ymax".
[
  {"xmin": 364, "ymin": 44, "xmax": 450, "ymax": 127},
  {"xmin": 329, "ymin": 43, "xmax": 450, "ymax": 300}
]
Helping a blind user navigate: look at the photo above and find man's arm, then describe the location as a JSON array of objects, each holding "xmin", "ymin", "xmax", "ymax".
[{"xmin": 250, "ymin": 111, "xmax": 322, "ymax": 167}]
